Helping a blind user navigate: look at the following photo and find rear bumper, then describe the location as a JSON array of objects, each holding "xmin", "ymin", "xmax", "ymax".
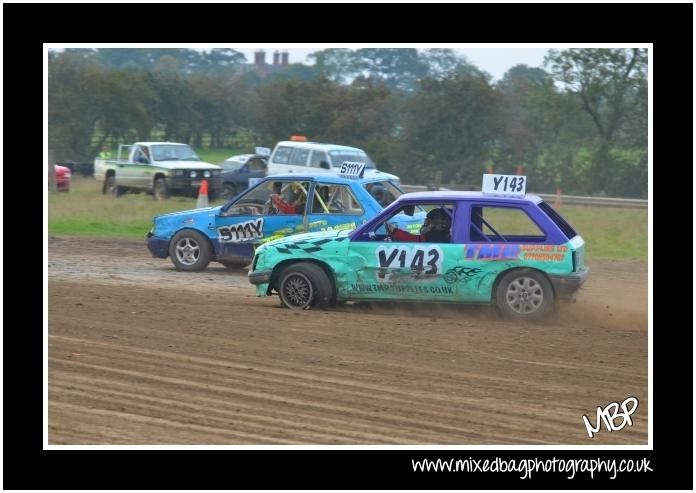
[
  {"xmin": 248, "ymin": 270, "xmax": 272, "ymax": 285},
  {"xmin": 549, "ymin": 266, "xmax": 590, "ymax": 298},
  {"xmin": 146, "ymin": 233, "xmax": 169, "ymax": 259},
  {"xmin": 55, "ymin": 178, "xmax": 70, "ymax": 191}
]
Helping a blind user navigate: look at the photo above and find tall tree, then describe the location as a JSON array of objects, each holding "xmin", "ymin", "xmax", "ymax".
[
  {"xmin": 400, "ymin": 72, "xmax": 501, "ymax": 184},
  {"xmin": 545, "ymin": 48, "xmax": 648, "ymax": 193}
]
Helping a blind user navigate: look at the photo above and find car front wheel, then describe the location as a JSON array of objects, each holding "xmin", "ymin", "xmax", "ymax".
[
  {"xmin": 169, "ymin": 230, "xmax": 212, "ymax": 272},
  {"xmin": 495, "ymin": 268, "xmax": 554, "ymax": 319},
  {"xmin": 278, "ymin": 262, "xmax": 333, "ymax": 310},
  {"xmin": 153, "ymin": 177, "xmax": 169, "ymax": 200}
]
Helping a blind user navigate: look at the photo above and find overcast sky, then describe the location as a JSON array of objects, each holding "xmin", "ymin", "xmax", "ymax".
[{"xmin": 234, "ymin": 47, "xmax": 550, "ymax": 81}]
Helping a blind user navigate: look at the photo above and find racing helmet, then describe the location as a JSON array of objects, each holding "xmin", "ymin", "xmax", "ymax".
[{"xmin": 421, "ymin": 207, "xmax": 451, "ymax": 234}]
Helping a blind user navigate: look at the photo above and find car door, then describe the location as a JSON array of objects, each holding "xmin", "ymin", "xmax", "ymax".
[
  {"xmin": 214, "ymin": 179, "xmax": 310, "ymax": 261},
  {"xmin": 342, "ymin": 202, "xmax": 464, "ymax": 302},
  {"xmin": 122, "ymin": 145, "xmax": 150, "ymax": 188},
  {"xmin": 306, "ymin": 182, "xmax": 369, "ymax": 234},
  {"xmin": 461, "ymin": 202, "xmax": 549, "ymax": 302}
]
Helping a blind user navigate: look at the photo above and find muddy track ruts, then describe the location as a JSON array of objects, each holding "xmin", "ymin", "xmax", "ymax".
[{"xmin": 48, "ymin": 236, "xmax": 648, "ymax": 444}]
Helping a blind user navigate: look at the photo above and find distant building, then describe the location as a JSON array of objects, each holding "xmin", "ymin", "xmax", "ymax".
[
  {"xmin": 242, "ymin": 50, "xmax": 290, "ymax": 78},
  {"xmin": 228, "ymin": 50, "xmax": 292, "ymax": 80}
]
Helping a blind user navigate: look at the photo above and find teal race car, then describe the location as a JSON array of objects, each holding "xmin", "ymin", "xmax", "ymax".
[{"xmin": 248, "ymin": 182, "xmax": 589, "ymax": 319}]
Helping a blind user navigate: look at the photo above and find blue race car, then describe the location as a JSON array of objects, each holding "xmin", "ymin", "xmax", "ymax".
[{"xmin": 147, "ymin": 174, "xmax": 423, "ymax": 271}]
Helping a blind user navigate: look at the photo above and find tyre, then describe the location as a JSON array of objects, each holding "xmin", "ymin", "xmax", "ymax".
[
  {"xmin": 278, "ymin": 262, "xmax": 333, "ymax": 310},
  {"xmin": 103, "ymin": 175, "xmax": 122, "ymax": 197},
  {"xmin": 169, "ymin": 230, "xmax": 212, "ymax": 272},
  {"xmin": 220, "ymin": 183, "xmax": 237, "ymax": 200},
  {"xmin": 153, "ymin": 177, "xmax": 170, "ymax": 200},
  {"xmin": 495, "ymin": 268, "xmax": 554, "ymax": 319}
]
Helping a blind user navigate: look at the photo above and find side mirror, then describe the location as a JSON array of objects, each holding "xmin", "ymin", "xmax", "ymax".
[
  {"xmin": 319, "ymin": 161, "xmax": 331, "ymax": 170},
  {"xmin": 404, "ymin": 205, "xmax": 415, "ymax": 217}
]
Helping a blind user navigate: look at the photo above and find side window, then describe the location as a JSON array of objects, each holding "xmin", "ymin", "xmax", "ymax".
[
  {"xmin": 271, "ymin": 146, "xmax": 293, "ymax": 164},
  {"xmin": 312, "ymin": 184, "xmax": 364, "ymax": 215},
  {"xmin": 309, "ymin": 150, "xmax": 328, "ymax": 168},
  {"xmin": 247, "ymin": 158, "xmax": 266, "ymax": 171},
  {"xmin": 224, "ymin": 180, "xmax": 309, "ymax": 216},
  {"xmin": 363, "ymin": 181, "xmax": 401, "ymax": 208},
  {"xmin": 469, "ymin": 206, "xmax": 546, "ymax": 242},
  {"xmin": 134, "ymin": 146, "xmax": 150, "ymax": 164},
  {"xmin": 355, "ymin": 203, "xmax": 453, "ymax": 243},
  {"xmin": 224, "ymin": 181, "xmax": 275, "ymax": 216},
  {"xmin": 289, "ymin": 148, "xmax": 310, "ymax": 166}
]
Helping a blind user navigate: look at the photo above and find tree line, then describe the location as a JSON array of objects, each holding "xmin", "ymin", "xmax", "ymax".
[{"xmin": 48, "ymin": 48, "xmax": 647, "ymax": 197}]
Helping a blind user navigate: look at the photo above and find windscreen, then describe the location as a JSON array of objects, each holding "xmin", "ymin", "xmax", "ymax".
[{"xmin": 151, "ymin": 145, "xmax": 200, "ymax": 162}]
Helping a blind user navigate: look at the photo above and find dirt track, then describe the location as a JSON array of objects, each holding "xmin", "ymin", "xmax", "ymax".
[{"xmin": 48, "ymin": 236, "xmax": 648, "ymax": 445}]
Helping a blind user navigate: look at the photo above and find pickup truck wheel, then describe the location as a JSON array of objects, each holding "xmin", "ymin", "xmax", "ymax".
[
  {"xmin": 169, "ymin": 230, "xmax": 211, "ymax": 272},
  {"xmin": 220, "ymin": 183, "xmax": 237, "ymax": 200},
  {"xmin": 278, "ymin": 262, "xmax": 333, "ymax": 310},
  {"xmin": 103, "ymin": 176, "xmax": 122, "ymax": 197},
  {"xmin": 495, "ymin": 269, "xmax": 554, "ymax": 319},
  {"xmin": 153, "ymin": 177, "xmax": 169, "ymax": 200}
]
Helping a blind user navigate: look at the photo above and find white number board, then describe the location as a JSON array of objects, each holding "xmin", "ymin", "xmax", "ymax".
[
  {"xmin": 339, "ymin": 161, "xmax": 366, "ymax": 178},
  {"xmin": 255, "ymin": 146, "xmax": 271, "ymax": 156},
  {"xmin": 482, "ymin": 174, "xmax": 526, "ymax": 197}
]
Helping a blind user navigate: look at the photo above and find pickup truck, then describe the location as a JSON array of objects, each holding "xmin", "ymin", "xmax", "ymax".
[{"xmin": 94, "ymin": 142, "xmax": 223, "ymax": 200}]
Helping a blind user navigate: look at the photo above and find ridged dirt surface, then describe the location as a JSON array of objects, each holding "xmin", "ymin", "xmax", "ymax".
[{"xmin": 47, "ymin": 236, "xmax": 648, "ymax": 445}]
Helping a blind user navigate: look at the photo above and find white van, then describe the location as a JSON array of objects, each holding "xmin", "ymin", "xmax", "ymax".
[{"xmin": 262, "ymin": 138, "xmax": 401, "ymax": 184}]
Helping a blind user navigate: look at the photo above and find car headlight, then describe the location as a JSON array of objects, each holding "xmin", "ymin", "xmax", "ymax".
[
  {"xmin": 190, "ymin": 170, "xmax": 198, "ymax": 178},
  {"xmin": 203, "ymin": 170, "xmax": 211, "ymax": 178},
  {"xmin": 174, "ymin": 169, "xmax": 184, "ymax": 176}
]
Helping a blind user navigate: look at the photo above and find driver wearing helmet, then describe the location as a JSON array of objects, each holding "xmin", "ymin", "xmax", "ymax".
[
  {"xmin": 270, "ymin": 182, "xmax": 307, "ymax": 214},
  {"xmin": 386, "ymin": 207, "xmax": 451, "ymax": 243}
]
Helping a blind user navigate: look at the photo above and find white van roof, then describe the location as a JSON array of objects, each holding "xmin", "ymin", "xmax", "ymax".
[{"xmin": 274, "ymin": 141, "xmax": 366, "ymax": 153}]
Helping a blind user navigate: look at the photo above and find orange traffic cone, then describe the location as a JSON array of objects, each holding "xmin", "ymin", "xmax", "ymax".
[
  {"xmin": 516, "ymin": 167, "xmax": 524, "ymax": 175},
  {"xmin": 487, "ymin": 166, "xmax": 493, "ymax": 174},
  {"xmin": 554, "ymin": 187, "xmax": 562, "ymax": 208},
  {"xmin": 196, "ymin": 179, "xmax": 209, "ymax": 208}
]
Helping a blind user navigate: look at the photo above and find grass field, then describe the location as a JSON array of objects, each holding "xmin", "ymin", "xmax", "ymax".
[
  {"xmin": 48, "ymin": 177, "xmax": 648, "ymax": 260},
  {"xmin": 195, "ymin": 148, "xmax": 245, "ymax": 164}
]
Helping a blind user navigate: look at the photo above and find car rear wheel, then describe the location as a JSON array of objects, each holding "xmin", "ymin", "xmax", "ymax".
[
  {"xmin": 278, "ymin": 263, "xmax": 333, "ymax": 310},
  {"xmin": 169, "ymin": 230, "xmax": 211, "ymax": 272},
  {"xmin": 103, "ymin": 176, "xmax": 122, "ymax": 197},
  {"xmin": 495, "ymin": 268, "xmax": 554, "ymax": 319},
  {"xmin": 220, "ymin": 183, "xmax": 237, "ymax": 200}
]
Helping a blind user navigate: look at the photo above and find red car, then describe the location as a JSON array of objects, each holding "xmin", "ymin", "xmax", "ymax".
[{"xmin": 49, "ymin": 164, "xmax": 71, "ymax": 192}]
